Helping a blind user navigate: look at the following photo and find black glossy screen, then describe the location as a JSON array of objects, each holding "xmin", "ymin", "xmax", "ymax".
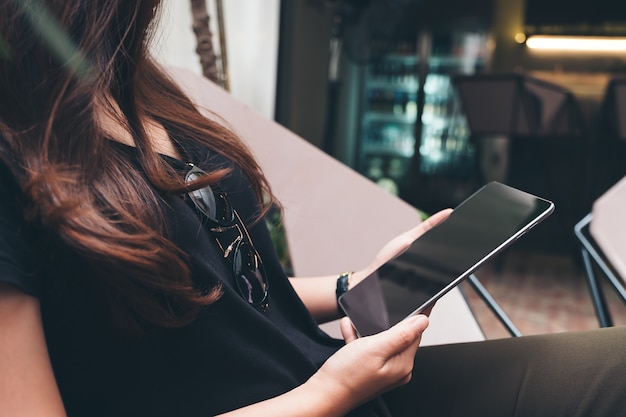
[{"xmin": 339, "ymin": 182, "xmax": 554, "ymax": 337}]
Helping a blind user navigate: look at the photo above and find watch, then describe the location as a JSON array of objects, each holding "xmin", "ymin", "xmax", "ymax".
[{"xmin": 335, "ymin": 272, "xmax": 352, "ymax": 316}]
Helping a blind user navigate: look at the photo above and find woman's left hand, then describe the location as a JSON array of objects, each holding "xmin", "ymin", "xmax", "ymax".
[
  {"xmin": 348, "ymin": 209, "xmax": 452, "ymax": 289},
  {"xmin": 289, "ymin": 209, "xmax": 452, "ymax": 323}
]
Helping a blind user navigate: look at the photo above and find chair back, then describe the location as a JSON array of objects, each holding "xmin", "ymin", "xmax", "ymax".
[{"xmin": 590, "ymin": 175, "xmax": 626, "ymax": 281}]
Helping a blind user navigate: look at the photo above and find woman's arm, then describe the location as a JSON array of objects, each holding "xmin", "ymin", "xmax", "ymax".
[
  {"xmin": 0, "ymin": 284, "xmax": 66, "ymax": 417},
  {"xmin": 290, "ymin": 209, "xmax": 452, "ymax": 323},
  {"xmin": 288, "ymin": 273, "xmax": 351, "ymax": 323},
  {"xmin": 217, "ymin": 314, "xmax": 429, "ymax": 417}
]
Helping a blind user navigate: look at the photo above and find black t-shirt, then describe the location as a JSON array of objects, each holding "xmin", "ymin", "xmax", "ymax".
[{"xmin": 0, "ymin": 140, "xmax": 350, "ymax": 416}]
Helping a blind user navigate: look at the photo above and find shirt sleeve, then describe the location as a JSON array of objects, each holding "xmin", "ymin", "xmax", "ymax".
[{"xmin": 0, "ymin": 166, "xmax": 43, "ymax": 297}]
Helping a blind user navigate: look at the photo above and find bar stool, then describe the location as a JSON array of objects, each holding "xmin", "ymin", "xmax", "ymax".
[{"xmin": 574, "ymin": 175, "xmax": 626, "ymax": 327}]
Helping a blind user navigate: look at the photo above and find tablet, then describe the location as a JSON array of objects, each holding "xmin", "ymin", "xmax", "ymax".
[{"xmin": 338, "ymin": 181, "xmax": 554, "ymax": 337}]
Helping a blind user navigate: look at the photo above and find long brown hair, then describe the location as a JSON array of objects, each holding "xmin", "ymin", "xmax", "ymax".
[{"xmin": 0, "ymin": 0, "xmax": 275, "ymax": 332}]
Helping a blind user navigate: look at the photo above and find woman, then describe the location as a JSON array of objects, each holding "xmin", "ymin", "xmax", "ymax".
[
  {"xmin": 0, "ymin": 1, "xmax": 438, "ymax": 415},
  {"xmin": 1, "ymin": 1, "xmax": 626, "ymax": 416}
]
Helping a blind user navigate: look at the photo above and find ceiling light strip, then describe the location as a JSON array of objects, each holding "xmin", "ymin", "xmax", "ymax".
[{"xmin": 526, "ymin": 36, "xmax": 626, "ymax": 52}]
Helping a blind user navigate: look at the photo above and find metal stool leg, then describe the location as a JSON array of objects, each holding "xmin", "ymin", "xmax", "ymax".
[
  {"xmin": 581, "ymin": 247, "xmax": 613, "ymax": 327},
  {"xmin": 467, "ymin": 274, "xmax": 522, "ymax": 337}
]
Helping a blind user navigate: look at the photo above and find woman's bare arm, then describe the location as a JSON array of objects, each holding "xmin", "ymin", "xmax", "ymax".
[{"xmin": 0, "ymin": 284, "xmax": 66, "ymax": 417}]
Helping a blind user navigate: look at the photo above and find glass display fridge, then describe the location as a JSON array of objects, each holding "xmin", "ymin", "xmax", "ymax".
[{"xmin": 339, "ymin": 26, "xmax": 490, "ymax": 212}]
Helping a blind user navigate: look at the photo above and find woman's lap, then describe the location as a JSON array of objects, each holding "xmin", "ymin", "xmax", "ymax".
[{"xmin": 382, "ymin": 326, "xmax": 626, "ymax": 417}]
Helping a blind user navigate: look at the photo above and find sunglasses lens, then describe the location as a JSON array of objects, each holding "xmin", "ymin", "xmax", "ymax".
[
  {"xmin": 186, "ymin": 169, "xmax": 233, "ymax": 224},
  {"xmin": 189, "ymin": 186, "xmax": 216, "ymax": 216},
  {"xmin": 233, "ymin": 240, "xmax": 268, "ymax": 306}
]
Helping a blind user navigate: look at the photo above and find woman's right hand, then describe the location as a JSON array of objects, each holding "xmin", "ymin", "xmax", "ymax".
[{"xmin": 307, "ymin": 314, "xmax": 429, "ymax": 415}]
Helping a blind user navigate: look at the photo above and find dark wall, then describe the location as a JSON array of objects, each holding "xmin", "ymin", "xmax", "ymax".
[{"xmin": 274, "ymin": 0, "xmax": 333, "ymax": 149}]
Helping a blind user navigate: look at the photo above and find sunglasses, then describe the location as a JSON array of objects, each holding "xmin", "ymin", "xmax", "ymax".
[{"xmin": 185, "ymin": 164, "xmax": 269, "ymax": 310}]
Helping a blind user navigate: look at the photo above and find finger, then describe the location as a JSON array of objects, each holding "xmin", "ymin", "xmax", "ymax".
[
  {"xmin": 378, "ymin": 314, "xmax": 429, "ymax": 354},
  {"xmin": 407, "ymin": 208, "xmax": 452, "ymax": 240},
  {"xmin": 423, "ymin": 208, "xmax": 453, "ymax": 229},
  {"xmin": 370, "ymin": 209, "xmax": 453, "ymax": 274},
  {"xmin": 340, "ymin": 317, "xmax": 359, "ymax": 343}
]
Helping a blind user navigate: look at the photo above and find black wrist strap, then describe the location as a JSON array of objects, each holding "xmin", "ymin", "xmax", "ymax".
[{"xmin": 335, "ymin": 272, "xmax": 352, "ymax": 316}]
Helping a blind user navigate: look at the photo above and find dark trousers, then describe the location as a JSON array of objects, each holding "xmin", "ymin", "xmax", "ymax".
[{"xmin": 377, "ymin": 326, "xmax": 626, "ymax": 417}]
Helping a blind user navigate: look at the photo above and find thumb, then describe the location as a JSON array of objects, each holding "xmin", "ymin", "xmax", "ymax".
[
  {"xmin": 379, "ymin": 315, "xmax": 429, "ymax": 353},
  {"xmin": 340, "ymin": 317, "xmax": 359, "ymax": 343}
]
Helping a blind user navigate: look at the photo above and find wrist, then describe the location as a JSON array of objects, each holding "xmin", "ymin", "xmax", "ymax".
[{"xmin": 304, "ymin": 368, "xmax": 355, "ymax": 417}]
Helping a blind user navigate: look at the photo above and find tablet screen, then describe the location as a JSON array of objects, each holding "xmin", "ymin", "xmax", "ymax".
[{"xmin": 338, "ymin": 182, "xmax": 554, "ymax": 337}]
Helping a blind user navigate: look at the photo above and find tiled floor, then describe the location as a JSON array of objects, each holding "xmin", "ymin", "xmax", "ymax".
[{"xmin": 460, "ymin": 249, "xmax": 626, "ymax": 339}]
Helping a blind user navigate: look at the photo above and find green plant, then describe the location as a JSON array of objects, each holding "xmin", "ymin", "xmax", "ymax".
[{"xmin": 265, "ymin": 206, "xmax": 293, "ymax": 276}]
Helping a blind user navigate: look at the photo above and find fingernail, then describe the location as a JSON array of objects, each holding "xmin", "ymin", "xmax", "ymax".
[{"xmin": 407, "ymin": 314, "xmax": 429, "ymax": 329}]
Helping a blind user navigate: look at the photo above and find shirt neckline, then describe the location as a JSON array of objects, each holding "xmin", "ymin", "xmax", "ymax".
[{"xmin": 107, "ymin": 139, "xmax": 192, "ymax": 171}]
